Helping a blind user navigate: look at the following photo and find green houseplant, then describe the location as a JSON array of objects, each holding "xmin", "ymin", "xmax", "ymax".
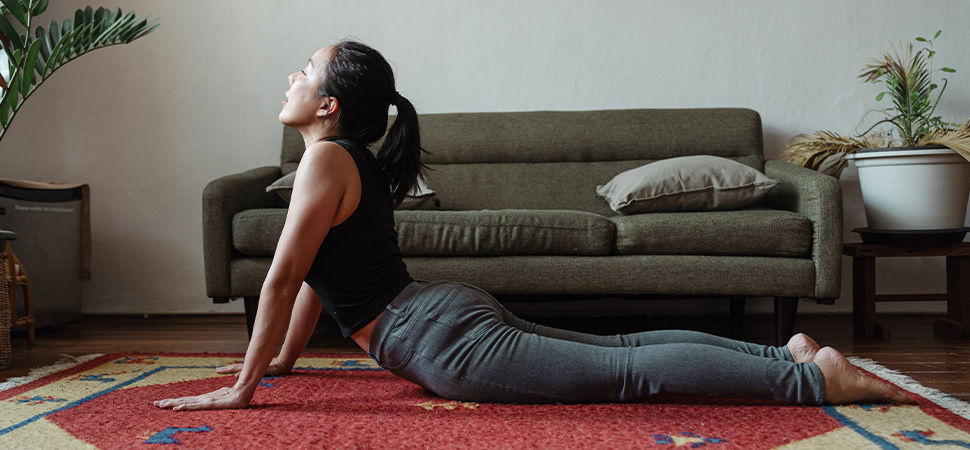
[
  {"xmin": 0, "ymin": 1, "xmax": 159, "ymax": 141},
  {"xmin": 781, "ymin": 30, "xmax": 968, "ymax": 178},
  {"xmin": 781, "ymin": 30, "xmax": 970, "ymax": 234}
]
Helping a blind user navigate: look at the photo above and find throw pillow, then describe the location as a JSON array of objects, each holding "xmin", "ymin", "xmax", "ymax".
[
  {"xmin": 266, "ymin": 172, "xmax": 440, "ymax": 210},
  {"xmin": 595, "ymin": 155, "xmax": 780, "ymax": 214},
  {"xmin": 398, "ymin": 176, "xmax": 441, "ymax": 210}
]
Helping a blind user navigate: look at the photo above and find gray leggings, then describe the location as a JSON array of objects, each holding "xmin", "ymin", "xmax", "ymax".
[{"xmin": 367, "ymin": 280, "xmax": 827, "ymax": 405}]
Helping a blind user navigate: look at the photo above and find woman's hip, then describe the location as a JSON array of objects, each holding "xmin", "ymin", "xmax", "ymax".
[{"xmin": 367, "ymin": 279, "xmax": 503, "ymax": 373}]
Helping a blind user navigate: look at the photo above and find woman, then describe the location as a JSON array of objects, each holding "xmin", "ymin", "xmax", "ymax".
[{"xmin": 155, "ymin": 40, "xmax": 913, "ymax": 411}]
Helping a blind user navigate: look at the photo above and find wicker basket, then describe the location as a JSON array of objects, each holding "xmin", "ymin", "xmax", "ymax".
[{"xmin": 0, "ymin": 247, "xmax": 10, "ymax": 370}]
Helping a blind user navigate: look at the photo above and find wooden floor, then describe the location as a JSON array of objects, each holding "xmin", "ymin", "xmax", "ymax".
[{"xmin": 2, "ymin": 313, "xmax": 969, "ymax": 403}]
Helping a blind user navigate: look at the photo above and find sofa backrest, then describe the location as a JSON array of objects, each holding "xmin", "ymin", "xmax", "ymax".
[{"xmin": 281, "ymin": 108, "xmax": 764, "ymax": 216}]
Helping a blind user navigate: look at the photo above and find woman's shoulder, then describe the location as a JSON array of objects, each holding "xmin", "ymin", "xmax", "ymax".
[{"xmin": 299, "ymin": 141, "xmax": 358, "ymax": 179}]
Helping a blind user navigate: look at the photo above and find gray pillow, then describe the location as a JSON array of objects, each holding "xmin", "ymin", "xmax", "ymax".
[
  {"xmin": 266, "ymin": 172, "xmax": 440, "ymax": 210},
  {"xmin": 595, "ymin": 155, "xmax": 780, "ymax": 214}
]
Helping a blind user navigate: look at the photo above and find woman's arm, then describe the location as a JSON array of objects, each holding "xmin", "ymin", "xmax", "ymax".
[
  {"xmin": 217, "ymin": 282, "xmax": 323, "ymax": 376},
  {"xmin": 275, "ymin": 282, "xmax": 324, "ymax": 370},
  {"xmin": 154, "ymin": 142, "xmax": 353, "ymax": 411}
]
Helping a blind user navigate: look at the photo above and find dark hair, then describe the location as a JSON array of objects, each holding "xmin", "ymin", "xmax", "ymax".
[{"xmin": 318, "ymin": 40, "xmax": 430, "ymax": 208}]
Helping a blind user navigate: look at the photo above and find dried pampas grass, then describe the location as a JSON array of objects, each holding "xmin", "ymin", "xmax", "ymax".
[
  {"xmin": 919, "ymin": 118, "xmax": 970, "ymax": 163},
  {"xmin": 779, "ymin": 130, "xmax": 889, "ymax": 178}
]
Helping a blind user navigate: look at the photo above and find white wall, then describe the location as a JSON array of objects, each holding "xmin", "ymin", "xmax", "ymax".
[{"xmin": 2, "ymin": 0, "xmax": 968, "ymax": 315}]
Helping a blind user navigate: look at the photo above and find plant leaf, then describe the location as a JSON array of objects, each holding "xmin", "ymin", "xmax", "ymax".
[
  {"xmin": 940, "ymin": 67, "xmax": 956, "ymax": 73},
  {"xmin": 92, "ymin": 9, "xmax": 126, "ymax": 44},
  {"xmin": 0, "ymin": 0, "xmax": 28, "ymax": 28},
  {"xmin": 875, "ymin": 92, "xmax": 885, "ymax": 101},
  {"xmin": 130, "ymin": 20, "xmax": 159, "ymax": 41},
  {"xmin": 33, "ymin": 26, "xmax": 48, "ymax": 74},
  {"xmin": 915, "ymin": 37, "xmax": 927, "ymax": 42},
  {"xmin": 0, "ymin": 13, "xmax": 23, "ymax": 51},
  {"xmin": 4, "ymin": 70, "xmax": 20, "ymax": 114},
  {"xmin": 120, "ymin": 16, "xmax": 147, "ymax": 42},
  {"xmin": 47, "ymin": 18, "xmax": 58, "ymax": 42},
  {"xmin": 19, "ymin": 38, "xmax": 39, "ymax": 96},
  {"xmin": 31, "ymin": 0, "xmax": 47, "ymax": 16},
  {"xmin": 934, "ymin": 30, "xmax": 942, "ymax": 39}
]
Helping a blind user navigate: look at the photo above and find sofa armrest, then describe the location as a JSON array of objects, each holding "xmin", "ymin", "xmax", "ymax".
[
  {"xmin": 764, "ymin": 159, "xmax": 842, "ymax": 299},
  {"xmin": 202, "ymin": 165, "xmax": 282, "ymax": 298}
]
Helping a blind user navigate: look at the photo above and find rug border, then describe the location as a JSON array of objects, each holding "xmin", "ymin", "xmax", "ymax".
[
  {"xmin": 0, "ymin": 354, "xmax": 104, "ymax": 394},
  {"xmin": 0, "ymin": 351, "xmax": 366, "ymax": 400},
  {"xmin": 849, "ymin": 355, "xmax": 970, "ymax": 423}
]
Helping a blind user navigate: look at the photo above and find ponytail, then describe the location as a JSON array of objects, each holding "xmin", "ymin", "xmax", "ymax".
[
  {"xmin": 319, "ymin": 39, "xmax": 430, "ymax": 208},
  {"xmin": 376, "ymin": 93, "xmax": 429, "ymax": 209}
]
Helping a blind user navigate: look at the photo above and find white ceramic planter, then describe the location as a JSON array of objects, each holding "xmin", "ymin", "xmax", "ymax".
[{"xmin": 846, "ymin": 146, "xmax": 970, "ymax": 230}]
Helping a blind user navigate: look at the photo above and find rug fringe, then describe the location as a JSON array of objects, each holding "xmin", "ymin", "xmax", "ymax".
[
  {"xmin": 0, "ymin": 353, "xmax": 103, "ymax": 392},
  {"xmin": 848, "ymin": 356, "xmax": 970, "ymax": 420}
]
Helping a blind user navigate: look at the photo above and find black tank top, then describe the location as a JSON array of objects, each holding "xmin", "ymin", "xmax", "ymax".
[{"xmin": 303, "ymin": 137, "xmax": 414, "ymax": 338}]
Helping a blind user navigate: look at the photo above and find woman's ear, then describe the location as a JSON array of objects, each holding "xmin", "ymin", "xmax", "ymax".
[{"xmin": 317, "ymin": 96, "xmax": 339, "ymax": 118}]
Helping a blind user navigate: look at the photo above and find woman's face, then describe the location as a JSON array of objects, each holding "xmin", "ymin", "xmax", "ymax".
[{"xmin": 279, "ymin": 47, "xmax": 333, "ymax": 126}]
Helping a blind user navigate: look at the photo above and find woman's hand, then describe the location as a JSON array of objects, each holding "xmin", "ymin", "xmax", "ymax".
[
  {"xmin": 216, "ymin": 357, "xmax": 291, "ymax": 377},
  {"xmin": 153, "ymin": 385, "xmax": 252, "ymax": 411}
]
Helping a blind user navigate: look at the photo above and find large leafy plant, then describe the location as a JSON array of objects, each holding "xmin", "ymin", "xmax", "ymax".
[
  {"xmin": 781, "ymin": 30, "xmax": 970, "ymax": 178},
  {"xmin": 857, "ymin": 30, "xmax": 957, "ymax": 147},
  {"xmin": 0, "ymin": 1, "xmax": 159, "ymax": 141}
]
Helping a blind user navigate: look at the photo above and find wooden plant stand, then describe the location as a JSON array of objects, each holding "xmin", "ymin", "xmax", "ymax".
[{"xmin": 843, "ymin": 242, "xmax": 970, "ymax": 340}]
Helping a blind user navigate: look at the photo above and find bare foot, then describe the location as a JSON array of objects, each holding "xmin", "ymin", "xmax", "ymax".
[
  {"xmin": 786, "ymin": 333, "xmax": 821, "ymax": 363},
  {"xmin": 812, "ymin": 346, "xmax": 915, "ymax": 405}
]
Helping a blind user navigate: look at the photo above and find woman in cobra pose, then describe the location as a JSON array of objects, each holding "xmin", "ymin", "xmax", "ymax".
[{"xmin": 155, "ymin": 40, "xmax": 913, "ymax": 411}]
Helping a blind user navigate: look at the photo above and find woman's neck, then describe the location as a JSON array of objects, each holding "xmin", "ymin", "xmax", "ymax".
[{"xmin": 293, "ymin": 120, "xmax": 341, "ymax": 148}]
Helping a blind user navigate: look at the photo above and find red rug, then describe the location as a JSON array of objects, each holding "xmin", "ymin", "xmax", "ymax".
[{"xmin": 1, "ymin": 353, "xmax": 969, "ymax": 448}]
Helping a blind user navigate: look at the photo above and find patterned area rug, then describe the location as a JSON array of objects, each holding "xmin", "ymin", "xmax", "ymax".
[{"xmin": 1, "ymin": 353, "xmax": 969, "ymax": 449}]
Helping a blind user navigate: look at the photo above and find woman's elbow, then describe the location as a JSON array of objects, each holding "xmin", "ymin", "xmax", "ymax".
[{"xmin": 261, "ymin": 270, "xmax": 305, "ymax": 297}]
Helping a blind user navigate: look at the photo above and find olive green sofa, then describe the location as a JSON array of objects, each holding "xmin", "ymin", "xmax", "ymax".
[{"xmin": 203, "ymin": 108, "xmax": 842, "ymax": 346}]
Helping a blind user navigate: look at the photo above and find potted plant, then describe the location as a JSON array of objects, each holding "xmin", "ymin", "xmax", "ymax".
[
  {"xmin": 780, "ymin": 30, "xmax": 970, "ymax": 240},
  {"xmin": 0, "ymin": 2, "xmax": 159, "ymax": 335}
]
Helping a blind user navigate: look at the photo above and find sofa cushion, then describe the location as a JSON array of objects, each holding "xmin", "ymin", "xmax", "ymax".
[
  {"xmin": 609, "ymin": 207, "xmax": 811, "ymax": 257},
  {"xmin": 394, "ymin": 209, "xmax": 615, "ymax": 256},
  {"xmin": 233, "ymin": 209, "xmax": 286, "ymax": 256}
]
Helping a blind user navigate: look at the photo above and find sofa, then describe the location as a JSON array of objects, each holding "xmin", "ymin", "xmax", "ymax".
[{"xmin": 203, "ymin": 108, "xmax": 842, "ymax": 346}]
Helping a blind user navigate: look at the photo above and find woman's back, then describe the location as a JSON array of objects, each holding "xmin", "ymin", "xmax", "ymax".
[{"xmin": 302, "ymin": 137, "xmax": 414, "ymax": 338}]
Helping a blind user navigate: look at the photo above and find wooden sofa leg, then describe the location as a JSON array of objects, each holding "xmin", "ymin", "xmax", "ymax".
[
  {"xmin": 244, "ymin": 296, "xmax": 258, "ymax": 339},
  {"xmin": 729, "ymin": 297, "xmax": 745, "ymax": 339},
  {"xmin": 774, "ymin": 297, "xmax": 798, "ymax": 347}
]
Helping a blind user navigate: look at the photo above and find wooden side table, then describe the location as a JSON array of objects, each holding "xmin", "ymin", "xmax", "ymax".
[{"xmin": 843, "ymin": 242, "xmax": 970, "ymax": 340}]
